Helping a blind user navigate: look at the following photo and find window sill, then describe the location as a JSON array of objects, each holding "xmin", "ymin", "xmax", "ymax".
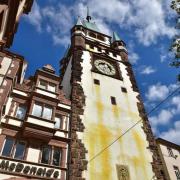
[
  {"xmin": 36, "ymin": 86, "xmax": 58, "ymax": 95},
  {"xmin": 28, "ymin": 114, "xmax": 55, "ymax": 124},
  {"xmin": 5, "ymin": 115, "xmax": 25, "ymax": 122},
  {"xmin": 55, "ymin": 128, "xmax": 68, "ymax": 133}
]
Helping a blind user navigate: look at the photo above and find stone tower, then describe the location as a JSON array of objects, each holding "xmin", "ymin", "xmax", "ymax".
[{"xmin": 60, "ymin": 14, "xmax": 164, "ymax": 180}]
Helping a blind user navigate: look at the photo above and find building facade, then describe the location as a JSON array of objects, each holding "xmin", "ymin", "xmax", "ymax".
[
  {"xmin": 0, "ymin": 0, "xmax": 33, "ymax": 48},
  {"xmin": 60, "ymin": 16, "xmax": 165, "ymax": 179},
  {"xmin": 0, "ymin": 50, "xmax": 27, "ymax": 119},
  {"xmin": 156, "ymin": 138, "xmax": 180, "ymax": 180},
  {"xmin": 0, "ymin": 1, "xmax": 167, "ymax": 179},
  {"xmin": 0, "ymin": 64, "xmax": 71, "ymax": 179}
]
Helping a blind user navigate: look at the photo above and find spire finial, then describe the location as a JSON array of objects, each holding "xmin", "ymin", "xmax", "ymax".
[{"xmin": 86, "ymin": 6, "xmax": 91, "ymax": 22}]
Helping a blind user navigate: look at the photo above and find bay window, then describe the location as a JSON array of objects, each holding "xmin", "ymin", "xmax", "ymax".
[
  {"xmin": 1, "ymin": 137, "xmax": 26, "ymax": 160},
  {"xmin": 53, "ymin": 148, "xmax": 61, "ymax": 166},
  {"xmin": 38, "ymin": 80, "xmax": 56, "ymax": 92},
  {"xmin": 32, "ymin": 104, "xmax": 42, "ymax": 117},
  {"xmin": 41, "ymin": 146, "xmax": 62, "ymax": 166},
  {"xmin": 41, "ymin": 146, "xmax": 51, "ymax": 164},
  {"xmin": 15, "ymin": 105, "xmax": 26, "ymax": 119},
  {"xmin": 42, "ymin": 106, "xmax": 52, "ymax": 120},
  {"xmin": 14, "ymin": 141, "xmax": 26, "ymax": 160},
  {"xmin": 1, "ymin": 137, "xmax": 14, "ymax": 157},
  {"xmin": 48, "ymin": 83, "xmax": 56, "ymax": 92},
  {"xmin": 32, "ymin": 103, "xmax": 53, "ymax": 120},
  {"xmin": 54, "ymin": 116, "xmax": 62, "ymax": 129},
  {"xmin": 39, "ymin": 80, "xmax": 47, "ymax": 90}
]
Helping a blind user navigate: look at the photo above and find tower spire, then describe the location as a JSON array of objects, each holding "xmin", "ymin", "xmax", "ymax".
[
  {"xmin": 112, "ymin": 32, "xmax": 121, "ymax": 42},
  {"xmin": 86, "ymin": 6, "xmax": 91, "ymax": 22}
]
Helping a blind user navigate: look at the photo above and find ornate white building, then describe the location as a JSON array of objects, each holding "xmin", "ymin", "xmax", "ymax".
[
  {"xmin": 60, "ymin": 14, "xmax": 165, "ymax": 180},
  {"xmin": 0, "ymin": 2, "xmax": 171, "ymax": 180}
]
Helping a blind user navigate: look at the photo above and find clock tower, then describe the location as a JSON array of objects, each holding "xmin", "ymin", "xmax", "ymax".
[{"xmin": 60, "ymin": 14, "xmax": 164, "ymax": 180}]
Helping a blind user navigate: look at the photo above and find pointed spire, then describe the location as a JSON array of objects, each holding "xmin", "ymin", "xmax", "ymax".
[
  {"xmin": 76, "ymin": 16, "xmax": 83, "ymax": 26},
  {"xmin": 86, "ymin": 6, "xmax": 92, "ymax": 22},
  {"xmin": 112, "ymin": 32, "xmax": 121, "ymax": 42}
]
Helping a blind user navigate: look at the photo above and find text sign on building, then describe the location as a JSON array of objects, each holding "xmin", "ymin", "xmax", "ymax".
[{"xmin": 0, "ymin": 159, "xmax": 61, "ymax": 179}]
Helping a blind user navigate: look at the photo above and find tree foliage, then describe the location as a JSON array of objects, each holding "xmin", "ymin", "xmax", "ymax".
[{"xmin": 170, "ymin": 0, "xmax": 180, "ymax": 80}]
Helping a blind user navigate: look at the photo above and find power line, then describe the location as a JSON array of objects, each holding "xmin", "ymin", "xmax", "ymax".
[{"xmin": 88, "ymin": 85, "xmax": 180, "ymax": 163}]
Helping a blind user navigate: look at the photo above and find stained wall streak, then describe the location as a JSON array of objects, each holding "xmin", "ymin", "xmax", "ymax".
[{"xmin": 124, "ymin": 61, "xmax": 165, "ymax": 179}]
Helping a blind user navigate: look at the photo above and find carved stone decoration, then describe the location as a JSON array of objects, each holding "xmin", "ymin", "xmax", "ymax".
[{"xmin": 116, "ymin": 164, "xmax": 130, "ymax": 180}]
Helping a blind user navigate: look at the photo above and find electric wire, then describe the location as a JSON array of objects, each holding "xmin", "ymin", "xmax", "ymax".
[{"xmin": 88, "ymin": 85, "xmax": 180, "ymax": 163}]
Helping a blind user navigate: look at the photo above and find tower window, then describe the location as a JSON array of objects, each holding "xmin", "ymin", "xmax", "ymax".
[
  {"xmin": 97, "ymin": 47, "xmax": 101, "ymax": 52},
  {"xmin": 94, "ymin": 79, "xmax": 100, "ymax": 85},
  {"xmin": 76, "ymin": 27, "xmax": 81, "ymax": 31},
  {"xmin": 89, "ymin": 32, "xmax": 96, "ymax": 38},
  {"xmin": 97, "ymin": 35, "xmax": 104, "ymax": 41},
  {"xmin": 121, "ymin": 87, "xmax": 127, "ymax": 93},
  {"xmin": 111, "ymin": 96, "xmax": 116, "ymax": 105},
  {"xmin": 167, "ymin": 147, "xmax": 174, "ymax": 157}
]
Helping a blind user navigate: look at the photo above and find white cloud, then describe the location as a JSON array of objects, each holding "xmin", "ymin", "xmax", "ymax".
[
  {"xmin": 52, "ymin": 35, "xmax": 70, "ymax": 46},
  {"xmin": 146, "ymin": 83, "xmax": 180, "ymax": 136},
  {"xmin": 127, "ymin": 42, "xmax": 139, "ymax": 64},
  {"xmin": 145, "ymin": 83, "xmax": 170, "ymax": 101},
  {"xmin": 25, "ymin": 1, "xmax": 42, "ymax": 32},
  {"xmin": 145, "ymin": 83, "xmax": 179, "ymax": 102},
  {"xmin": 160, "ymin": 121, "xmax": 180, "ymax": 145},
  {"xmin": 95, "ymin": 18, "xmax": 111, "ymax": 36},
  {"xmin": 128, "ymin": 51, "xmax": 139, "ymax": 64},
  {"xmin": 140, "ymin": 66, "xmax": 156, "ymax": 75},
  {"xmin": 128, "ymin": 0, "xmax": 176, "ymax": 46},
  {"xmin": 25, "ymin": 0, "xmax": 176, "ymax": 46},
  {"xmin": 84, "ymin": 0, "xmax": 176, "ymax": 46},
  {"xmin": 149, "ymin": 109, "xmax": 174, "ymax": 127},
  {"xmin": 171, "ymin": 96, "xmax": 180, "ymax": 113}
]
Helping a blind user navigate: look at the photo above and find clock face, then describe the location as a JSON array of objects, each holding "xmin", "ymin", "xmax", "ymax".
[{"xmin": 94, "ymin": 59, "xmax": 116, "ymax": 76}]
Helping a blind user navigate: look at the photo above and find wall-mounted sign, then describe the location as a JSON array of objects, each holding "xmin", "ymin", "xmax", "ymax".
[{"xmin": 0, "ymin": 159, "xmax": 61, "ymax": 179}]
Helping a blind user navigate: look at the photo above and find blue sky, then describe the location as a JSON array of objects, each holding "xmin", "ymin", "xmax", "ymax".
[{"xmin": 10, "ymin": 0, "xmax": 180, "ymax": 144}]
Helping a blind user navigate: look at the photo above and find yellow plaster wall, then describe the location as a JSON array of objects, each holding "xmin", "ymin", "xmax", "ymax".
[{"xmin": 80, "ymin": 50, "xmax": 155, "ymax": 180}]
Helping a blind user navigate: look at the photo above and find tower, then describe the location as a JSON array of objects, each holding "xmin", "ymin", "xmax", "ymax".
[{"xmin": 60, "ymin": 13, "xmax": 164, "ymax": 180}]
